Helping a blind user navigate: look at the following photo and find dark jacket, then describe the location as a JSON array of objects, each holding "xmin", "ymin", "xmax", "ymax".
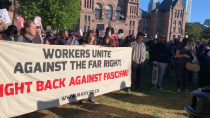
[
  {"xmin": 2, "ymin": 35, "xmax": 18, "ymax": 41},
  {"xmin": 152, "ymin": 42, "xmax": 168, "ymax": 63},
  {"xmin": 200, "ymin": 52, "xmax": 210, "ymax": 71}
]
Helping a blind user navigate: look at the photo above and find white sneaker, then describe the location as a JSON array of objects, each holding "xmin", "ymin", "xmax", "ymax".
[
  {"xmin": 184, "ymin": 89, "xmax": 189, "ymax": 93},
  {"xmin": 177, "ymin": 88, "xmax": 180, "ymax": 92}
]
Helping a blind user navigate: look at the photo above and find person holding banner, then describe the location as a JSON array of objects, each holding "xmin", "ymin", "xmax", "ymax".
[
  {"xmin": 78, "ymin": 31, "xmax": 100, "ymax": 107},
  {"xmin": 2, "ymin": 25, "xmax": 18, "ymax": 41},
  {"xmin": 68, "ymin": 34, "xmax": 79, "ymax": 45},
  {"xmin": 101, "ymin": 35, "xmax": 112, "ymax": 47},
  {"xmin": 16, "ymin": 21, "xmax": 37, "ymax": 43},
  {"xmin": 130, "ymin": 32, "xmax": 146, "ymax": 93},
  {"xmin": 58, "ymin": 30, "xmax": 71, "ymax": 45}
]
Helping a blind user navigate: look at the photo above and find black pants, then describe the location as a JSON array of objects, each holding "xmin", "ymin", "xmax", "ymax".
[
  {"xmin": 198, "ymin": 69, "xmax": 210, "ymax": 88},
  {"xmin": 132, "ymin": 63, "xmax": 143, "ymax": 89},
  {"xmin": 177, "ymin": 63, "xmax": 189, "ymax": 89},
  {"xmin": 188, "ymin": 71, "xmax": 193, "ymax": 84}
]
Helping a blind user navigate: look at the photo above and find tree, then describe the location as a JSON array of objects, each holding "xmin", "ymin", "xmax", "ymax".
[
  {"xmin": 202, "ymin": 28, "xmax": 210, "ymax": 39},
  {"xmin": 17, "ymin": 0, "xmax": 80, "ymax": 30},
  {"xmin": 185, "ymin": 23, "xmax": 203, "ymax": 41},
  {"xmin": 0, "ymin": 0, "xmax": 12, "ymax": 10}
]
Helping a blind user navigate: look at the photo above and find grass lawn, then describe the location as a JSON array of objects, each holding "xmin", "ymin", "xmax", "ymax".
[{"xmin": 15, "ymin": 53, "xmax": 197, "ymax": 118}]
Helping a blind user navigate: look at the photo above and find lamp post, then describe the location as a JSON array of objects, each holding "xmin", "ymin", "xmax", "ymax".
[{"xmin": 108, "ymin": 20, "xmax": 111, "ymax": 36}]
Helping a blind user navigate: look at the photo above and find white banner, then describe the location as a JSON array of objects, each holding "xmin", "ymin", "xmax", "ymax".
[
  {"xmin": 0, "ymin": 41, "xmax": 132, "ymax": 118},
  {"xmin": 0, "ymin": 9, "xmax": 11, "ymax": 24}
]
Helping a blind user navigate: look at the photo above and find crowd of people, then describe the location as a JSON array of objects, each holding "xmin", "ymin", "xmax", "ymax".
[{"xmin": 0, "ymin": 20, "xmax": 210, "ymax": 107}]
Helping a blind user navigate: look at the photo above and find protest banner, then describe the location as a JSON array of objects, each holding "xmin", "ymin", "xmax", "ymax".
[
  {"xmin": 0, "ymin": 9, "xmax": 11, "ymax": 24},
  {"xmin": 34, "ymin": 16, "xmax": 43, "ymax": 29},
  {"xmin": 109, "ymin": 34, "xmax": 119, "ymax": 47},
  {"xmin": 17, "ymin": 17, "xmax": 25, "ymax": 30},
  {"xmin": 0, "ymin": 41, "xmax": 132, "ymax": 117}
]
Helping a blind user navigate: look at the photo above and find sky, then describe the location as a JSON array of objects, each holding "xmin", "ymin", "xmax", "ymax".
[{"xmin": 140, "ymin": 0, "xmax": 210, "ymax": 24}]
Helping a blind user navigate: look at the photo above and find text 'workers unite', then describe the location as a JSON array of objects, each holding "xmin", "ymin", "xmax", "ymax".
[{"xmin": 42, "ymin": 49, "xmax": 112, "ymax": 59}]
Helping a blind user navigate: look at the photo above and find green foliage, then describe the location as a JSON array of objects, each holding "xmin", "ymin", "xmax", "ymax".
[
  {"xmin": 185, "ymin": 23, "xmax": 203, "ymax": 41},
  {"xmin": 201, "ymin": 38, "xmax": 209, "ymax": 43},
  {"xmin": 202, "ymin": 28, "xmax": 210, "ymax": 39},
  {"xmin": 0, "ymin": 0, "xmax": 12, "ymax": 10},
  {"xmin": 17, "ymin": 0, "xmax": 80, "ymax": 30}
]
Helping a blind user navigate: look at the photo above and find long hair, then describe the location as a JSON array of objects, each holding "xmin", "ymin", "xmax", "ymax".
[
  {"xmin": 60, "ymin": 30, "xmax": 68, "ymax": 38},
  {"xmin": 86, "ymin": 31, "xmax": 95, "ymax": 44},
  {"xmin": 181, "ymin": 38, "xmax": 189, "ymax": 48}
]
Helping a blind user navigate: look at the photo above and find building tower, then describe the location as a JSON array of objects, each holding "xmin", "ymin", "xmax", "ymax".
[
  {"xmin": 204, "ymin": 19, "xmax": 210, "ymax": 27},
  {"xmin": 148, "ymin": 0, "xmax": 159, "ymax": 13},
  {"xmin": 181, "ymin": 0, "xmax": 192, "ymax": 22}
]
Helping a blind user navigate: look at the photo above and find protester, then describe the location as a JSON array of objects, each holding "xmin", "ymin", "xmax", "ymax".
[
  {"xmin": 2, "ymin": 25, "xmax": 18, "ymax": 41},
  {"xmin": 36, "ymin": 26, "xmax": 44, "ymax": 44},
  {"xmin": 78, "ymin": 31, "xmax": 100, "ymax": 107},
  {"xmin": 68, "ymin": 34, "xmax": 79, "ymax": 45},
  {"xmin": 148, "ymin": 39, "xmax": 157, "ymax": 69},
  {"xmin": 129, "ymin": 32, "xmax": 146, "ymax": 93},
  {"xmin": 101, "ymin": 35, "xmax": 112, "ymax": 47},
  {"xmin": 79, "ymin": 32, "xmax": 87, "ymax": 45},
  {"xmin": 198, "ymin": 46, "xmax": 210, "ymax": 88},
  {"xmin": 151, "ymin": 35, "xmax": 168, "ymax": 89},
  {"xmin": 125, "ymin": 36, "xmax": 131, "ymax": 47},
  {"xmin": 16, "ymin": 21, "xmax": 37, "ymax": 43},
  {"xmin": 175, "ymin": 38, "xmax": 196, "ymax": 93},
  {"xmin": 58, "ymin": 30, "xmax": 70, "ymax": 45}
]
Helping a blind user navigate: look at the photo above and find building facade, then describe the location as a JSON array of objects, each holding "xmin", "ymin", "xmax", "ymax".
[
  {"xmin": 181, "ymin": 0, "xmax": 192, "ymax": 22},
  {"xmin": 8, "ymin": 0, "xmax": 18, "ymax": 19},
  {"xmin": 138, "ymin": 0, "xmax": 186, "ymax": 40},
  {"xmin": 204, "ymin": 19, "xmax": 210, "ymax": 27},
  {"xmin": 148, "ymin": 0, "xmax": 159, "ymax": 13},
  {"xmin": 77, "ymin": 0, "xmax": 140, "ymax": 36}
]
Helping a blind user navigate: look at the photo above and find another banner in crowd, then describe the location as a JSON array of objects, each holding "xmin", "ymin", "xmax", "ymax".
[
  {"xmin": 0, "ymin": 41, "xmax": 132, "ymax": 118},
  {"xmin": 17, "ymin": 17, "xmax": 25, "ymax": 30},
  {"xmin": 0, "ymin": 9, "xmax": 11, "ymax": 24},
  {"xmin": 34, "ymin": 16, "xmax": 43, "ymax": 28},
  {"xmin": 109, "ymin": 34, "xmax": 119, "ymax": 47}
]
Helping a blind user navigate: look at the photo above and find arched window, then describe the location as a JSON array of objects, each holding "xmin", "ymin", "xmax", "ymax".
[
  {"xmin": 95, "ymin": 3, "xmax": 102, "ymax": 19},
  {"xmin": 173, "ymin": 20, "xmax": 176, "ymax": 24},
  {"xmin": 105, "ymin": 5, "xmax": 113, "ymax": 19},
  {"xmin": 116, "ymin": 6, "xmax": 122, "ymax": 20}
]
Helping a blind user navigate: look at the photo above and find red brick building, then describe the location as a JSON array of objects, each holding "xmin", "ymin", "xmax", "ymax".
[
  {"xmin": 77, "ymin": 0, "xmax": 141, "ymax": 36},
  {"xmin": 138, "ymin": 0, "xmax": 186, "ymax": 40}
]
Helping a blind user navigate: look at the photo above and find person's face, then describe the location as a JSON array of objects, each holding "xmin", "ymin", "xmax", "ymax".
[
  {"xmin": 159, "ymin": 37, "xmax": 164, "ymax": 42},
  {"xmin": 105, "ymin": 37, "xmax": 109, "ymax": 44},
  {"xmin": 10, "ymin": 27, "xmax": 17, "ymax": 35},
  {"xmin": 65, "ymin": 31, "xmax": 68, "ymax": 38},
  {"xmin": 26, "ymin": 23, "xmax": 37, "ymax": 36},
  {"xmin": 57, "ymin": 34, "xmax": 61, "ymax": 39},
  {"xmin": 137, "ymin": 35, "xmax": 143, "ymax": 41},
  {"xmin": 91, "ymin": 35, "xmax": 95, "ymax": 42},
  {"xmin": 37, "ymin": 28, "xmax": 41, "ymax": 35}
]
